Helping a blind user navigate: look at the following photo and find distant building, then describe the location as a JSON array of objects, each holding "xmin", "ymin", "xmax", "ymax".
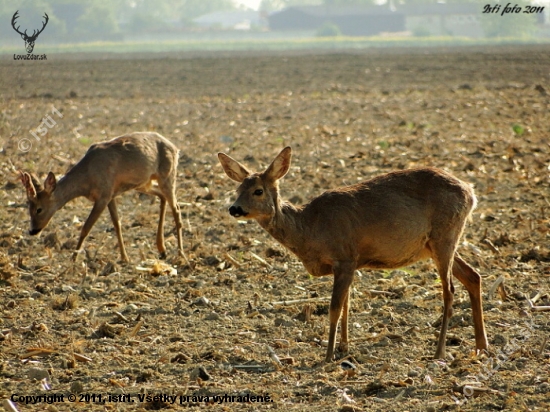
[
  {"xmin": 268, "ymin": 5, "xmax": 405, "ymax": 36},
  {"xmin": 193, "ymin": 10, "xmax": 263, "ymax": 30},
  {"xmin": 398, "ymin": 3, "xmax": 483, "ymax": 37}
]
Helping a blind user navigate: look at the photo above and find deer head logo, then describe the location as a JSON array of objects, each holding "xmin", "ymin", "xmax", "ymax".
[{"xmin": 11, "ymin": 10, "xmax": 49, "ymax": 54}]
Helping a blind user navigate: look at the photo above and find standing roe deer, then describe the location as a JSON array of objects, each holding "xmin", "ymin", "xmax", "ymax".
[
  {"xmin": 20, "ymin": 132, "xmax": 184, "ymax": 263},
  {"xmin": 218, "ymin": 147, "xmax": 489, "ymax": 362}
]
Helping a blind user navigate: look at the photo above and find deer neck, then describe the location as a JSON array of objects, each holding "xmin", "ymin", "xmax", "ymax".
[
  {"xmin": 257, "ymin": 198, "xmax": 304, "ymax": 254},
  {"xmin": 52, "ymin": 167, "xmax": 91, "ymax": 210}
]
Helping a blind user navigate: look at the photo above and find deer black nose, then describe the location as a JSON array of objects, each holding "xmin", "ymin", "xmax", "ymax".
[
  {"xmin": 29, "ymin": 228, "xmax": 41, "ymax": 236},
  {"xmin": 229, "ymin": 206, "xmax": 247, "ymax": 217}
]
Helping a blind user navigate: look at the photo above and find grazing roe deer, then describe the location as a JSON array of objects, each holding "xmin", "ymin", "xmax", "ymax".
[
  {"xmin": 218, "ymin": 147, "xmax": 489, "ymax": 362},
  {"xmin": 20, "ymin": 132, "xmax": 184, "ymax": 263}
]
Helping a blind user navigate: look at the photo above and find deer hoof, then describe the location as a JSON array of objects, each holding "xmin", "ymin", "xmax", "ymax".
[{"xmin": 337, "ymin": 342, "xmax": 349, "ymax": 354}]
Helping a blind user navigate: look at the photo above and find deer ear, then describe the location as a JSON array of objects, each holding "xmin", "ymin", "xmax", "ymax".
[
  {"xmin": 20, "ymin": 171, "xmax": 37, "ymax": 200},
  {"xmin": 43, "ymin": 172, "xmax": 57, "ymax": 194},
  {"xmin": 265, "ymin": 147, "xmax": 291, "ymax": 181},
  {"xmin": 218, "ymin": 153, "xmax": 251, "ymax": 183}
]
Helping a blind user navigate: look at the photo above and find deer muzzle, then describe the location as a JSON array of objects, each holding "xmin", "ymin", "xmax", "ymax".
[
  {"xmin": 29, "ymin": 228, "xmax": 42, "ymax": 236},
  {"xmin": 229, "ymin": 205, "xmax": 248, "ymax": 218}
]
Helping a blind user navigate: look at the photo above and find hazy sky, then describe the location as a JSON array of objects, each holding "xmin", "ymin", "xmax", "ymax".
[{"xmin": 235, "ymin": 0, "xmax": 262, "ymax": 10}]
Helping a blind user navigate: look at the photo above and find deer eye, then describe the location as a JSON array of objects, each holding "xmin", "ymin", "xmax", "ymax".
[
  {"xmin": 36, "ymin": 208, "xmax": 43, "ymax": 214},
  {"xmin": 253, "ymin": 189, "xmax": 263, "ymax": 196}
]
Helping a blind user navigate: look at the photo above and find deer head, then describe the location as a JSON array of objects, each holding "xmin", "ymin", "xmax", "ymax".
[
  {"xmin": 12, "ymin": 10, "xmax": 49, "ymax": 54},
  {"xmin": 20, "ymin": 171, "xmax": 58, "ymax": 235},
  {"xmin": 218, "ymin": 147, "xmax": 291, "ymax": 221}
]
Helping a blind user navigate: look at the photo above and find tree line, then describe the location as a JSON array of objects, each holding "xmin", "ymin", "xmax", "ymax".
[{"xmin": 0, "ymin": 0, "xmax": 541, "ymax": 42}]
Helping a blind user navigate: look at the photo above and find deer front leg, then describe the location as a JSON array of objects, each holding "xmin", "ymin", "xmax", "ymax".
[
  {"xmin": 107, "ymin": 199, "xmax": 129, "ymax": 263},
  {"xmin": 435, "ymin": 280, "xmax": 454, "ymax": 360},
  {"xmin": 72, "ymin": 200, "xmax": 109, "ymax": 262},
  {"xmin": 433, "ymin": 262, "xmax": 454, "ymax": 360},
  {"xmin": 326, "ymin": 261, "xmax": 355, "ymax": 362},
  {"xmin": 338, "ymin": 287, "xmax": 351, "ymax": 354}
]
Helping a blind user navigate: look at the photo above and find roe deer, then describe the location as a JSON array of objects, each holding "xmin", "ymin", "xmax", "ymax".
[
  {"xmin": 218, "ymin": 147, "xmax": 489, "ymax": 362},
  {"xmin": 20, "ymin": 132, "xmax": 185, "ymax": 263}
]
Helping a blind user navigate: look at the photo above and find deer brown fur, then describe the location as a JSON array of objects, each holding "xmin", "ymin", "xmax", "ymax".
[
  {"xmin": 218, "ymin": 146, "xmax": 488, "ymax": 362},
  {"xmin": 20, "ymin": 132, "xmax": 185, "ymax": 262}
]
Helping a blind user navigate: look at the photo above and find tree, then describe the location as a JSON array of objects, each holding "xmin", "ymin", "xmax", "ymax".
[
  {"xmin": 75, "ymin": 3, "xmax": 119, "ymax": 38},
  {"xmin": 393, "ymin": 0, "xmax": 483, "ymax": 4},
  {"xmin": 178, "ymin": 0, "xmax": 237, "ymax": 23},
  {"xmin": 120, "ymin": 0, "xmax": 238, "ymax": 28},
  {"xmin": 2, "ymin": 0, "xmax": 66, "ymax": 43},
  {"xmin": 260, "ymin": 0, "xmax": 322, "ymax": 13},
  {"xmin": 260, "ymin": 0, "xmax": 377, "ymax": 13},
  {"xmin": 324, "ymin": 0, "xmax": 375, "ymax": 5}
]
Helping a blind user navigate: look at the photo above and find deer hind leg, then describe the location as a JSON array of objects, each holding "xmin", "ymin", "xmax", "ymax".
[
  {"xmin": 139, "ymin": 187, "xmax": 168, "ymax": 259},
  {"xmin": 107, "ymin": 199, "xmax": 129, "ymax": 263},
  {"xmin": 73, "ymin": 199, "xmax": 110, "ymax": 262},
  {"xmin": 158, "ymin": 176, "xmax": 184, "ymax": 258},
  {"xmin": 156, "ymin": 198, "xmax": 167, "ymax": 259},
  {"xmin": 326, "ymin": 261, "xmax": 355, "ymax": 362},
  {"xmin": 452, "ymin": 254, "xmax": 489, "ymax": 353}
]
